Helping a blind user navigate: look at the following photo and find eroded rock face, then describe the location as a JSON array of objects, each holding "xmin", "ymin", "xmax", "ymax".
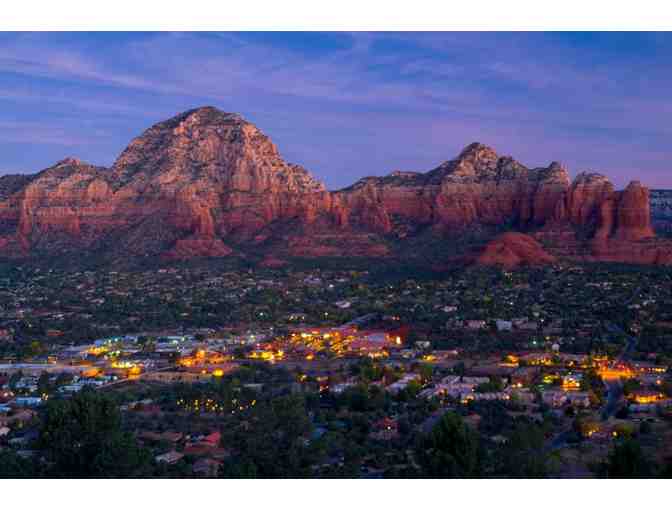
[
  {"xmin": 585, "ymin": 180, "xmax": 672, "ymax": 264},
  {"xmin": 0, "ymin": 107, "xmax": 334, "ymax": 259},
  {"xmin": 0, "ymin": 106, "xmax": 670, "ymax": 266},
  {"xmin": 476, "ymin": 232, "xmax": 557, "ymax": 268},
  {"xmin": 565, "ymin": 172, "xmax": 615, "ymax": 225},
  {"xmin": 335, "ymin": 143, "xmax": 572, "ymax": 233},
  {"xmin": 0, "ymin": 158, "xmax": 115, "ymax": 254}
]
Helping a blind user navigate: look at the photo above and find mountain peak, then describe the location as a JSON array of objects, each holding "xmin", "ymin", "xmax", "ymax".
[
  {"xmin": 457, "ymin": 142, "xmax": 498, "ymax": 160},
  {"xmin": 172, "ymin": 106, "xmax": 246, "ymax": 126},
  {"xmin": 433, "ymin": 142, "xmax": 514, "ymax": 181},
  {"xmin": 110, "ymin": 107, "xmax": 325, "ymax": 193},
  {"xmin": 55, "ymin": 157, "xmax": 85, "ymax": 167}
]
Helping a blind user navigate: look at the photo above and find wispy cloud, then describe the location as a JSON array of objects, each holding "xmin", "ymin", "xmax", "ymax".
[{"xmin": 0, "ymin": 32, "xmax": 671, "ymax": 188}]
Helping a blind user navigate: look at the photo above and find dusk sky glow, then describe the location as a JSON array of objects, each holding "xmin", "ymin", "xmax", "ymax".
[{"xmin": 1, "ymin": 31, "xmax": 671, "ymax": 189}]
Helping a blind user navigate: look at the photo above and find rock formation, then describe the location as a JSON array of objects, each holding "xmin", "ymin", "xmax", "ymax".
[
  {"xmin": 476, "ymin": 232, "xmax": 557, "ymax": 268},
  {"xmin": 0, "ymin": 106, "xmax": 671, "ymax": 267}
]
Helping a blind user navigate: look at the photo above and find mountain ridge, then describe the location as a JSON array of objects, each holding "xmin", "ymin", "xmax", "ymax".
[{"xmin": 1, "ymin": 106, "xmax": 671, "ymax": 268}]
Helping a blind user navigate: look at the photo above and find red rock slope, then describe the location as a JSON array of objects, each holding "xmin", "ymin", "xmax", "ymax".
[
  {"xmin": 0, "ymin": 106, "xmax": 671, "ymax": 266},
  {"xmin": 476, "ymin": 232, "xmax": 557, "ymax": 268}
]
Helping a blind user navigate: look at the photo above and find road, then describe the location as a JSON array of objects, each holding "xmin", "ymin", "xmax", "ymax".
[
  {"xmin": 601, "ymin": 322, "xmax": 638, "ymax": 421},
  {"xmin": 600, "ymin": 284, "xmax": 641, "ymax": 420},
  {"xmin": 545, "ymin": 285, "xmax": 641, "ymax": 450}
]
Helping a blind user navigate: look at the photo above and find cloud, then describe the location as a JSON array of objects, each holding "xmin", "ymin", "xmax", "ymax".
[
  {"xmin": 0, "ymin": 32, "xmax": 671, "ymax": 189},
  {"xmin": 0, "ymin": 120, "xmax": 92, "ymax": 146}
]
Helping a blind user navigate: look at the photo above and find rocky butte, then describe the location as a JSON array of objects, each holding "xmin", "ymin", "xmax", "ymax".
[{"xmin": 1, "ymin": 106, "xmax": 671, "ymax": 268}]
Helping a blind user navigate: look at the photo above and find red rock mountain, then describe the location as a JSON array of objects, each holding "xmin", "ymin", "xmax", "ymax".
[
  {"xmin": 0, "ymin": 106, "xmax": 670, "ymax": 267},
  {"xmin": 476, "ymin": 233, "xmax": 557, "ymax": 268}
]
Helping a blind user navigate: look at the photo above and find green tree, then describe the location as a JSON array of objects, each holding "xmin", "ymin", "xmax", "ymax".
[
  {"xmin": 219, "ymin": 394, "xmax": 315, "ymax": 478},
  {"xmin": 37, "ymin": 388, "xmax": 151, "ymax": 477},
  {"xmin": 495, "ymin": 423, "xmax": 549, "ymax": 477},
  {"xmin": 37, "ymin": 372, "xmax": 51, "ymax": 396},
  {"xmin": 0, "ymin": 450, "xmax": 40, "ymax": 478},
  {"xmin": 416, "ymin": 412, "xmax": 484, "ymax": 477},
  {"xmin": 605, "ymin": 439, "xmax": 655, "ymax": 478}
]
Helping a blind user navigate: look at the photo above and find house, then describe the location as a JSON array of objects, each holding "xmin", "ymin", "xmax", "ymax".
[
  {"xmin": 630, "ymin": 389, "xmax": 665, "ymax": 405},
  {"xmin": 386, "ymin": 374, "xmax": 420, "ymax": 394},
  {"xmin": 465, "ymin": 392, "xmax": 510, "ymax": 403},
  {"xmin": 369, "ymin": 417, "xmax": 399, "ymax": 441},
  {"xmin": 517, "ymin": 321, "xmax": 539, "ymax": 331},
  {"xmin": 511, "ymin": 366, "xmax": 539, "ymax": 386},
  {"xmin": 565, "ymin": 392, "xmax": 591, "ymax": 408},
  {"xmin": 631, "ymin": 362, "xmax": 668, "ymax": 375},
  {"xmin": 496, "ymin": 320, "xmax": 513, "ymax": 332},
  {"xmin": 558, "ymin": 353, "xmax": 588, "ymax": 367},
  {"xmin": 138, "ymin": 431, "xmax": 183, "ymax": 445},
  {"xmin": 13, "ymin": 397, "xmax": 43, "ymax": 407},
  {"xmin": 141, "ymin": 371, "xmax": 213, "ymax": 383},
  {"xmin": 561, "ymin": 373, "xmax": 583, "ymax": 390},
  {"xmin": 466, "ymin": 320, "xmax": 487, "ymax": 330},
  {"xmin": 469, "ymin": 364, "xmax": 516, "ymax": 378},
  {"xmin": 203, "ymin": 431, "xmax": 221, "ymax": 446},
  {"xmin": 511, "ymin": 318, "xmax": 528, "ymax": 328},
  {"xmin": 330, "ymin": 382, "xmax": 355, "ymax": 394},
  {"xmin": 287, "ymin": 312, "xmax": 307, "ymax": 322},
  {"xmin": 542, "ymin": 390, "xmax": 568, "ymax": 408},
  {"xmin": 461, "ymin": 376, "xmax": 490, "ymax": 385},
  {"xmin": 0, "ymin": 409, "xmax": 36, "ymax": 426},
  {"xmin": 155, "ymin": 451, "xmax": 184, "ymax": 464},
  {"xmin": 521, "ymin": 353, "xmax": 553, "ymax": 366},
  {"xmin": 637, "ymin": 373, "xmax": 665, "ymax": 386},
  {"xmin": 183, "ymin": 443, "xmax": 216, "ymax": 457},
  {"xmin": 432, "ymin": 350, "xmax": 459, "ymax": 360},
  {"xmin": 192, "ymin": 458, "xmax": 222, "ymax": 477}
]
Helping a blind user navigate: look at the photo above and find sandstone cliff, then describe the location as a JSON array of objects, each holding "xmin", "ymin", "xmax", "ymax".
[{"xmin": 0, "ymin": 106, "xmax": 670, "ymax": 267}]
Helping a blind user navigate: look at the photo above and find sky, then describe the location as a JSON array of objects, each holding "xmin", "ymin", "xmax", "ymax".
[{"xmin": 0, "ymin": 31, "xmax": 670, "ymax": 190}]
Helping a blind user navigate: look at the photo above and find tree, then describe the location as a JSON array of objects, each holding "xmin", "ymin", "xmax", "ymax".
[
  {"xmin": 219, "ymin": 394, "xmax": 315, "ymax": 478},
  {"xmin": 605, "ymin": 439, "xmax": 655, "ymax": 478},
  {"xmin": 37, "ymin": 388, "xmax": 151, "ymax": 477},
  {"xmin": 8, "ymin": 371, "xmax": 23, "ymax": 390},
  {"xmin": 37, "ymin": 372, "xmax": 51, "ymax": 396},
  {"xmin": 495, "ymin": 423, "xmax": 549, "ymax": 478},
  {"xmin": 416, "ymin": 412, "xmax": 484, "ymax": 477},
  {"xmin": 0, "ymin": 450, "xmax": 40, "ymax": 478}
]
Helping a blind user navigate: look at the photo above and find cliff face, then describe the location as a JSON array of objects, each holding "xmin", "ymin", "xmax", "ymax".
[
  {"xmin": 587, "ymin": 181, "xmax": 669, "ymax": 264},
  {"xmin": 335, "ymin": 143, "xmax": 572, "ymax": 233},
  {"xmin": 565, "ymin": 172, "xmax": 615, "ymax": 225},
  {"xmin": 108, "ymin": 107, "xmax": 332, "ymax": 247},
  {"xmin": 0, "ymin": 107, "xmax": 337, "ymax": 259},
  {"xmin": 0, "ymin": 106, "xmax": 670, "ymax": 266}
]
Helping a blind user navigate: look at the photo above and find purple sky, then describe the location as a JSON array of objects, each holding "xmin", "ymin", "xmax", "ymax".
[{"xmin": 0, "ymin": 32, "xmax": 670, "ymax": 190}]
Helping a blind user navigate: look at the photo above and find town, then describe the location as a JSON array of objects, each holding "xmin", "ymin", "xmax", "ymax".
[{"xmin": 1, "ymin": 260, "xmax": 672, "ymax": 477}]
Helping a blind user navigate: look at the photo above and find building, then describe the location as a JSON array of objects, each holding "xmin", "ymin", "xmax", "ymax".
[
  {"xmin": 13, "ymin": 397, "xmax": 43, "ymax": 407},
  {"xmin": 496, "ymin": 320, "xmax": 513, "ymax": 332},
  {"xmin": 386, "ymin": 374, "xmax": 420, "ymax": 395},
  {"xmin": 466, "ymin": 320, "xmax": 487, "ymax": 330},
  {"xmin": 155, "ymin": 451, "xmax": 184, "ymax": 465},
  {"xmin": 192, "ymin": 458, "xmax": 222, "ymax": 477}
]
